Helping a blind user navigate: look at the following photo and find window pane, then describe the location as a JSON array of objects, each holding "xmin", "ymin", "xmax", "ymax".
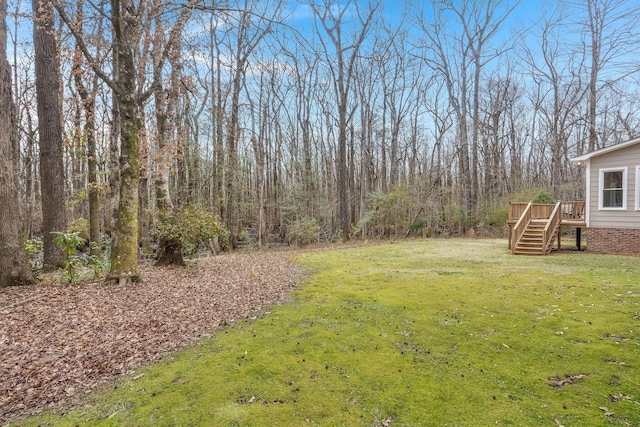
[
  {"xmin": 604, "ymin": 171, "xmax": 623, "ymax": 189},
  {"xmin": 603, "ymin": 189, "xmax": 623, "ymax": 208}
]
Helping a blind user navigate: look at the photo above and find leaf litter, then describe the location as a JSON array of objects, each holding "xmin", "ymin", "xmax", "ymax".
[
  {"xmin": 548, "ymin": 373, "xmax": 587, "ymax": 388},
  {"xmin": 0, "ymin": 251, "xmax": 306, "ymax": 424}
]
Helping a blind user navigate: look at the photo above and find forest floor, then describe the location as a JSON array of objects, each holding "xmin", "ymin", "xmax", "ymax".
[{"xmin": 0, "ymin": 250, "xmax": 307, "ymax": 424}]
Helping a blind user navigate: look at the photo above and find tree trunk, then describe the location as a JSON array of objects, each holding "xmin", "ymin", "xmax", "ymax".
[
  {"xmin": 380, "ymin": 100, "xmax": 387, "ymax": 193},
  {"xmin": 138, "ymin": 125, "xmax": 152, "ymax": 256},
  {"xmin": 210, "ymin": 24, "xmax": 224, "ymax": 218},
  {"xmin": 86, "ymin": 98, "xmax": 101, "ymax": 254},
  {"xmin": 225, "ymin": 53, "xmax": 244, "ymax": 250},
  {"xmin": 107, "ymin": 91, "xmax": 141, "ymax": 283},
  {"xmin": 337, "ymin": 98, "xmax": 350, "ymax": 239},
  {"xmin": 106, "ymin": 0, "xmax": 141, "ymax": 284},
  {"xmin": 107, "ymin": 43, "xmax": 121, "ymax": 236},
  {"xmin": 154, "ymin": 87, "xmax": 174, "ymax": 213},
  {"xmin": 33, "ymin": 0, "xmax": 66, "ymax": 269},
  {"xmin": 108, "ymin": 103, "xmax": 121, "ymax": 235},
  {"xmin": 73, "ymin": 27, "xmax": 101, "ymax": 255},
  {"xmin": 152, "ymin": 22, "xmax": 174, "ymax": 214},
  {"xmin": 0, "ymin": 0, "xmax": 34, "ymax": 286}
]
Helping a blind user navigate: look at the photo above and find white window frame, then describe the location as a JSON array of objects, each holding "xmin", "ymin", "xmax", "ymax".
[
  {"xmin": 599, "ymin": 167, "xmax": 627, "ymax": 210},
  {"xmin": 636, "ymin": 166, "xmax": 640, "ymax": 211}
]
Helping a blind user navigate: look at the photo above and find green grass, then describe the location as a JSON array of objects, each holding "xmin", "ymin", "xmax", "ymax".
[{"xmin": 19, "ymin": 239, "xmax": 640, "ymax": 426}]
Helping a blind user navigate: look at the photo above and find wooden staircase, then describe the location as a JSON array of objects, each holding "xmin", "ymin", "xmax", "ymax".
[
  {"xmin": 508, "ymin": 200, "xmax": 586, "ymax": 255},
  {"xmin": 510, "ymin": 201, "xmax": 563, "ymax": 255},
  {"xmin": 513, "ymin": 219, "xmax": 558, "ymax": 255}
]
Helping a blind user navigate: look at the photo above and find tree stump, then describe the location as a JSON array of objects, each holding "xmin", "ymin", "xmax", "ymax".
[{"xmin": 155, "ymin": 239, "xmax": 186, "ymax": 267}]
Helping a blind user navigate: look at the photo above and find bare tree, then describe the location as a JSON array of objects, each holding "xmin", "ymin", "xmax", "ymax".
[
  {"xmin": 207, "ymin": 12, "xmax": 226, "ymax": 220},
  {"xmin": 479, "ymin": 71, "xmax": 520, "ymax": 203},
  {"xmin": 71, "ymin": 0, "xmax": 104, "ymax": 255},
  {"xmin": 151, "ymin": 0, "xmax": 176, "ymax": 215},
  {"xmin": 311, "ymin": 0, "xmax": 379, "ymax": 240},
  {"xmin": 580, "ymin": 0, "xmax": 640, "ymax": 152},
  {"xmin": 219, "ymin": 0, "xmax": 281, "ymax": 249},
  {"xmin": 411, "ymin": 0, "xmax": 518, "ymax": 216},
  {"xmin": 284, "ymin": 47, "xmax": 320, "ymax": 220},
  {"xmin": 380, "ymin": 28, "xmax": 417, "ymax": 189},
  {"xmin": 412, "ymin": 1, "xmax": 472, "ymax": 215},
  {"xmin": 523, "ymin": 6, "xmax": 587, "ymax": 197},
  {"xmin": 353, "ymin": 50, "xmax": 383, "ymax": 227}
]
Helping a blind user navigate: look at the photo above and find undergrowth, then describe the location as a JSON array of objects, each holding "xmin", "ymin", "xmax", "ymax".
[{"xmin": 17, "ymin": 239, "xmax": 640, "ymax": 426}]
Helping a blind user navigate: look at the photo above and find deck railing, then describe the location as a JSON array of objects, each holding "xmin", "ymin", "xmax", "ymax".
[
  {"xmin": 543, "ymin": 202, "xmax": 561, "ymax": 254},
  {"xmin": 509, "ymin": 202, "xmax": 553, "ymax": 220},
  {"xmin": 510, "ymin": 202, "xmax": 532, "ymax": 254},
  {"xmin": 559, "ymin": 200, "xmax": 585, "ymax": 221},
  {"xmin": 509, "ymin": 201, "xmax": 585, "ymax": 222}
]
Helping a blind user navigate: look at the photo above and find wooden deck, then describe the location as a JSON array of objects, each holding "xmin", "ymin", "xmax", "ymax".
[{"xmin": 508, "ymin": 201, "xmax": 586, "ymax": 255}]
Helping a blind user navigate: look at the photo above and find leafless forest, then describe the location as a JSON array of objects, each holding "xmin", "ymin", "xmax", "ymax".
[{"xmin": 2, "ymin": 0, "xmax": 640, "ymax": 285}]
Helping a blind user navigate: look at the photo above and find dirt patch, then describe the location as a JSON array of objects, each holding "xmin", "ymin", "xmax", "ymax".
[{"xmin": 0, "ymin": 251, "xmax": 306, "ymax": 424}]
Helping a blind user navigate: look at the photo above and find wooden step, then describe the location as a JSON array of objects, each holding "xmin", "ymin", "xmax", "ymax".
[
  {"xmin": 515, "ymin": 244, "xmax": 544, "ymax": 250},
  {"xmin": 523, "ymin": 234, "xmax": 545, "ymax": 239},
  {"xmin": 519, "ymin": 234, "xmax": 543, "ymax": 240},
  {"xmin": 514, "ymin": 249, "xmax": 545, "ymax": 255},
  {"xmin": 516, "ymin": 240, "xmax": 544, "ymax": 247},
  {"xmin": 520, "ymin": 237, "xmax": 543, "ymax": 244},
  {"xmin": 514, "ymin": 218, "xmax": 550, "ymax": 255}
]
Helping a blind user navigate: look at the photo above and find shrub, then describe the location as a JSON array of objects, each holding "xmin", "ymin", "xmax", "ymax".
[
  {"xmin": 510, "ymin": 188, "xmax": 557, "ymax": 204},
  {"xmin": 409, "ymin": 216, "xmax": 427, "ymax": 231},
  {"xmin": 532, "ymin": 189, "xmax": 556, "ymax": 204},
  {"xmin": 238, "ymin": 229, "xmax": 251, "ymax": 244},
  {"xmin": 360, "ymin": 187, "xmax": 411, "ymax": 238},
  {"xmin": 477, "ymin": 206, "xmax": 508, "ymax": 227},
  {"xmin": 288, "ymin": 218, "xmax": 319, "ymax": 246},
  {"xmin": 152, "ymin": 205, "xmax": 227, "ymax": 266},
  {"xmin": 52, "ymin": 231, "xmax": 86, "ymax": 284}
]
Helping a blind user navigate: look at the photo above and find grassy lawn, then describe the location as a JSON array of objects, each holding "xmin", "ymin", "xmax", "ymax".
[{"xmin": 19, "ymin": 239, "xmax": 640, "ymax": 426}]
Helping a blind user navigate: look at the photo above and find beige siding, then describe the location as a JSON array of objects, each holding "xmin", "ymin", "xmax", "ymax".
[{"xmin": 588, "ymin": 144, "xmax": 640, "ymax": 229}]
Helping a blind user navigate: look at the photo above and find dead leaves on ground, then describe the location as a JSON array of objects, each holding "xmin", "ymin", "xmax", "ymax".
[
  {"xmin": 0, "ymin": 251, "xmax": 305, "ymax": 423},
  {"xmin": 548, "ymin": 373, "xmax": 587, "ymax": 388}
]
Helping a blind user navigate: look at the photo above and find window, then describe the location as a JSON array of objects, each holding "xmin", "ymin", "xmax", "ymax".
[{"xmin": 599, "ymin": 167, "xmax": 627, "ymax": 210}]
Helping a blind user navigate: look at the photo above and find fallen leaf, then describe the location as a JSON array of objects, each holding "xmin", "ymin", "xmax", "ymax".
[
  {"xmin": 0, "ymin": 252, "xmax": 306, "ymax": 423},
  {"xmin": 549, "ymin": 374, "xmax": 587, "ymax": 388}
]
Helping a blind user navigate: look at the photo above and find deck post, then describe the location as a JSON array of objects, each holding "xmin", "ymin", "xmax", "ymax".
[{"xmin": 576, "ymin": 227, "xmax": 582, "ymax": 251}]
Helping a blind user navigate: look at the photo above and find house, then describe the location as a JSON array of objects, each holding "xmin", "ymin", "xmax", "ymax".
[{"xmin": 571, "ymin": 136, "xmax": 640, "ymax": 255}]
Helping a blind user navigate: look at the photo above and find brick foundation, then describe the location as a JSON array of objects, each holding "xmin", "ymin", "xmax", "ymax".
[{"xmin": 585, "ymin": 227, "xmax": 640, "ymax": 255}]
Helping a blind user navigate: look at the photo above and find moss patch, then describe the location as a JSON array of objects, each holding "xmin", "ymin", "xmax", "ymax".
[{"xmin": 18, "ymin": 239, "xmax": 640, "ymax": 426}]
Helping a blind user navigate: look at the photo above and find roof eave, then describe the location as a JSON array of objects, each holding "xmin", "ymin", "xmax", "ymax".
[{"xmin": 570, "ymin": 136, "xmax": 640, "ymax": 164}]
